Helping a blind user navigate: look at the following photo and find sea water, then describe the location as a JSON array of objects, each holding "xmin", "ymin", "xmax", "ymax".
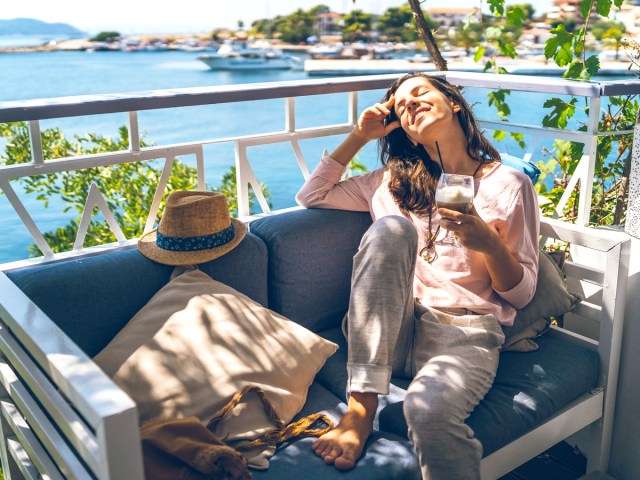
[{"xmin": 0, "ymin": 50, "xmax": 625, "ymax": 262}]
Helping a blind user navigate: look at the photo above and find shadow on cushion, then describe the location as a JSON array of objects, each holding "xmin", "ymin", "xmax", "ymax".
[{"xmin": 378, "ymin": 335, "xmax": 599, "ymax": 456}]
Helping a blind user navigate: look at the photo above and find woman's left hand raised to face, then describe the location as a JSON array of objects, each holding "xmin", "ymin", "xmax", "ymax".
[
  {"xmin": 354, "ymin": 96, "xmax": 401, "ymax": 143},
  {"xmin": 438, "ymin": 205, "xmax": 499, "ymax": 253}
]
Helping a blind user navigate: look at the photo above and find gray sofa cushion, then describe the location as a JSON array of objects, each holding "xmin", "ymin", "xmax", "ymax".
[
  {"xmin": 7, "ymin": 233, "xmax": 268, "ymax": 356},
  {"xmin": 250, "ymin": 209, "xmax": 373, "ymax": 333},
  {"xmin": 316, "ymin": 326, "xmax": 599, "ymax": 458}
]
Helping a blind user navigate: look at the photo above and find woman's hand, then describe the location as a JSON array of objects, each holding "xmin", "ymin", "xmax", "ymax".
[
  {"xmin": 353, "ymin": 96, "xmax": 401, "ymax": 143},
  {"xmin": 438, "ymin": 205, "xmax": 524, "ymax": 292},
  {"xmin": 437, "ymin": 206, "xmax": 497, "ymax": 253},
  {"xmin": 330, "ymin": 97, "xmax": 401, "ymax": 166}
]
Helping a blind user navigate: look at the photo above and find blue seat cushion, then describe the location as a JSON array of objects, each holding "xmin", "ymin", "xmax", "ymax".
[
  {"xmin": 7, "ymin": 233, "xmax": 268, "ymax": 356},
  {"xmin": 250, "ymin": 209, "xmax": 373, "ymax": 333},
  {"xmin": 254, "ymin": 382, "xmax": 420, "ymax": 480},
  {"xmin": 315, "ymin": 326, "xmax": 599, "ymax": 457},
  {"xmin": 500, "ymin": 153, "xmax": 541, "ymax": 184}
]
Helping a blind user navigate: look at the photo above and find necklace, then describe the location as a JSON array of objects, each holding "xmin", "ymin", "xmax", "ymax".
[{"xmin": 419, "ymin": 214, "xmax": 440, "ymax": 263}]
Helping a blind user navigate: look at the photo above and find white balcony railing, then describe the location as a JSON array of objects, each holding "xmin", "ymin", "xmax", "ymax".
[{"xmin": 1, "ymin": 71, "xmax": 639, "ymax": 268}]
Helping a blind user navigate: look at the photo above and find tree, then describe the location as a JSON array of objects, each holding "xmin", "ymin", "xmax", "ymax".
[
  {"xmin": 0, "ymin": 123, "xmax": 270, "ymax": 256},
  {"xmin": 512, "ymin": 3, "xmax": 535, "ymax": 21},
  {"xmin": 342, "ymin": 9, "xmax": 373, "ymax": 42},
  {"xmin": 592, "ymin": 20, "xmax": 626, "ymax": 60},
  {"xmin": 454, "ymin": 21, "xmax": 485, "ymax": 56},
  {"xmin": 377, "ymin": 5, "xmax": 427, "ymax": 43},
  {"xmin": 90, "ymin": 31, "xmax": 120, "ymax": 42},
  {"xmin": 267, "ymin": 9, "xmax": 315, "ymax": 44}
]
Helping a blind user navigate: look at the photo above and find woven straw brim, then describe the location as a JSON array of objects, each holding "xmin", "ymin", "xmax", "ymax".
[{"xmin": 137, "ymin": 218, "xmax": 247, "ymax": 266}]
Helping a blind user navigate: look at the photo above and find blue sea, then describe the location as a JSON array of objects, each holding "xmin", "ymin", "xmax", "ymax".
[{"xmin": 0, "ymin": 49, "xmax": 630, "ymax": 263}]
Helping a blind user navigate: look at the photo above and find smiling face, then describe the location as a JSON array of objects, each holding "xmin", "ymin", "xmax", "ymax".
[{"xmin": 392, "ymin": 76, "xmax": 461, "ymax": 145}]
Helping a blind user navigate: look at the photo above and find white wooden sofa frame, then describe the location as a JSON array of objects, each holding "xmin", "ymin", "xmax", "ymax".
[{"xmin": 0, "ymin": 215, "xmax": 630, "ymax": 480}]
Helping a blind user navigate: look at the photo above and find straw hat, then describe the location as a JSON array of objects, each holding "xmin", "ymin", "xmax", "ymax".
[{"xmin": 138, "ymin": 191, "xmax": 246, "ymax": 266}]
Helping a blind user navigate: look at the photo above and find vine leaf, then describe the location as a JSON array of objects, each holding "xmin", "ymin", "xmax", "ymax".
[
  {"xmin": 506, "ymin": 6, "xmax": 526, "ymax": 27},
  {"xmin": 542, "ymin": 98, "xmax": 577, "ymax": 129},
  {"xmin": 585, "ymin": 55, "xmax": 601, "ymax": 76},
  {"xmin": 564, "ymin": 60, "xmax": 585, "ymax": 79},
  {"xmin": 545, "ymin": 24, "xmax": 574, "ymax": 66},
  {"xmin": 596, "ymin": 0, "xmax": 612, "ymax": 17},
  {"xmin": 488, "ymin": 89, "xmax": 512, "ymax": 117},
  {"xmin": 487, "ymin": 0, "xmax": 505, "ymax": 16}
]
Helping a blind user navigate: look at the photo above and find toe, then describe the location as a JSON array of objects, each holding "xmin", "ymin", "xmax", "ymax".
[
  {"xmin": 322, "ymin": 447, "xmax": 340, "ymax": 464},
  {"xmin": 334, "ymin": 451, "xmax": 357, "ymax": 471}
]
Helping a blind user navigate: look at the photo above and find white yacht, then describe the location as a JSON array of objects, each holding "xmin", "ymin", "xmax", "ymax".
[{"xmin": 198, "ymin": 39, "xmax": 299, "ymax": 70}]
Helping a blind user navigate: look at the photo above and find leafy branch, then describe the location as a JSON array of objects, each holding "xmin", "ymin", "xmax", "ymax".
[{"xmin": 0, "ymin": 122, "xmax": 270, "ymax": 257}]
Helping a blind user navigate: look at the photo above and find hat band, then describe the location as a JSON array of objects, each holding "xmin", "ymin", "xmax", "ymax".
[{"xmin": 156, "ymin": 224, "xmax": 235, "ymax": 252}]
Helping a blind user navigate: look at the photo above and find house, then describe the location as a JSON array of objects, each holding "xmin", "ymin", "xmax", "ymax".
[{"xmin": 424, "ymin": 7, "xmax": 482, "ymax": 27}]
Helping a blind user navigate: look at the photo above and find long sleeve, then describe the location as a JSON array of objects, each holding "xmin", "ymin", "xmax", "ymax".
[
  {"xmin": 296, "ymin": 154, "xmax": 382, "ymax": 212},
  {"xmin": 491, "ymin": 172, "xmax": 540, "ymax": 309}
]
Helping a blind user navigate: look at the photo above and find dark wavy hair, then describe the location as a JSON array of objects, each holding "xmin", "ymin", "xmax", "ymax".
[{"xmin": 378, "ymin": 73, "xmax": 500, "ymax": 216}]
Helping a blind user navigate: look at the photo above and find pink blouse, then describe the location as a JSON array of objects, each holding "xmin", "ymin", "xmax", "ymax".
[{"xmin": 296, "ymin": 155, "xmax": 540, "ymax": 326}]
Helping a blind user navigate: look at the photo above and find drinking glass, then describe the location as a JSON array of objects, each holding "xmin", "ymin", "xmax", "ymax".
[{"xmin": 435, "ymin": 173, "xmax": 474, "ymax": 248}]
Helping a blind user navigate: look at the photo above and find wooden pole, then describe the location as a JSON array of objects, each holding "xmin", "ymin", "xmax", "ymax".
[{"xmin": 408, "ymin": 0, "xmax": 448, "ymax": 71}]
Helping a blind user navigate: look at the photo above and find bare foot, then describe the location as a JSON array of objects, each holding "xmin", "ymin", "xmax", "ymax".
[{"xmin": 312, "ymin": 392, "xmax": 377, "ymax": 470}]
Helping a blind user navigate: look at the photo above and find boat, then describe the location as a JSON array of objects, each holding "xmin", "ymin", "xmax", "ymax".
[{"xmin": 197, "ymin": 39, "xmax": 300, "ymax": 71}]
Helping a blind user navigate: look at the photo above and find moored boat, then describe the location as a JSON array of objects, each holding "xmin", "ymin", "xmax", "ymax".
[{"xmin": 198, "ymin": 39, "xmax": 300, "ymax": 70}]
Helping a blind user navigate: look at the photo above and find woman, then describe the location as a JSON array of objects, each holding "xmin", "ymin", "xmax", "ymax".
[{"xmin": 295, "ymin": 73, "xmax": 540, "ymax": 480}]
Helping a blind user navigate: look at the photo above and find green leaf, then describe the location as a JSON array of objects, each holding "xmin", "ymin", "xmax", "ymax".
[
  {"xmin": 510, "ymin": 132, "xmax": 526, "ymax": 149},
  {"xmin": 483, "ymin": 59, "xmax": 495, "ymax": 73},
  {"xmin": 474, "ymin": 45, "xmax": 485, "ymax": 63},
  {"xmin": 596, "ymin": 0, "xmax": 612, "ymax": 17},
  {"xmin": 498, "ymin": 39, "xmax": 517, "ymax": 58},
  {"xmin": 487, "ymin": 0, "xmax": 505, "ymax": 17},
  {"xmin": 563, "ymin": 60, "xmax": 584, "ymax": 79},
  {"xmin": 506, "ymin": 6, "xmax": 526, "ymax": 27},
  {"xmin": 488, "ymin": 89, "xmax": 512, "ymax": 117},
  {"xmin": 584, "ymin": 55, "xmax": 601, "ymax": 77},
  {"xmin": 542, "ymin": 97, "xmax": 577, "ymax": 129},
  {"xmin": 545, "ymin": 24, "xmax": 574, "ymax": 66},
  {"xmin": 580, "ymin": 0, "xmax": 592, "ymax": 18},
  {"xmin": 572, "ymin": 27, "xmax": 585, "ymax": 56},
  {"xmin": 569, "ymin": 142, "xmax": 585, "ymax": 164}
]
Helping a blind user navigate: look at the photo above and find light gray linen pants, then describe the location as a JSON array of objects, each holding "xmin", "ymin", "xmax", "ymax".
[{"xmin": 345, "ymin": 216, "xmax": 505, "ymax": 480}]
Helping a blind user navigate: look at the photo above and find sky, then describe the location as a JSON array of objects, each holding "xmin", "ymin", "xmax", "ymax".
[{"xmin": 1, "ymin": 0, "xmax": 554, "ymax": 36}]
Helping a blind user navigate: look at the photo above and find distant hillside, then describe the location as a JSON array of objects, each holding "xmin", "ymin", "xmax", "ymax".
[{"xmin": 0, "ymin": 18, "xmax": 87, "ymax": 36}]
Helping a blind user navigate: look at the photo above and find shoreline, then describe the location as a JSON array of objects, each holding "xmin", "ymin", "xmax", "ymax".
[{"xmin": 2, "ymin": 39, "xmax": 635, "ymax": 78}]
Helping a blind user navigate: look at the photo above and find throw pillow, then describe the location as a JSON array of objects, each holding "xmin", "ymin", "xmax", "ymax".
[
  {"xmin": 502, "ymin": 249, "xmax": 582, "ymax": 352},
  {"xmin": 93, "ymin": 268, "xmax": 338, "ymax": 441}
]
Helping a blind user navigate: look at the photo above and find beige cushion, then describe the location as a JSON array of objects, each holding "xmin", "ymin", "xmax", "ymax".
[
  {"xmin": 502, "ymin": 249, "xmax": 581, "ymax": 352},
  {"xmin": 93, "ymin": 268, "xmax": 338, "ymax": 440}
]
